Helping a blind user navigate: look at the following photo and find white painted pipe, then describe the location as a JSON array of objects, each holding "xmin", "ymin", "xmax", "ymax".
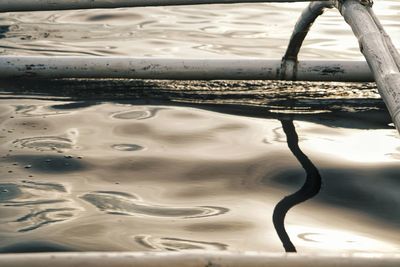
[
  {"xmin": 0, "ymin": 56, "xmax": 373, "ymax": 82},
  {"xmin": 0, "ymin": 252, "xmax": 399, "ymax": 267},
  {"xmin": 0, "ymin": 0, "xmax": 328, "ymax": 12}
]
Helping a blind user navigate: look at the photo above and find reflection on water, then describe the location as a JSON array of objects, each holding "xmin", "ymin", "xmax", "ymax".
[
  {"xmin": 0, "ymin": 97, "xmax": 399, "ymax": 253},
  {"xmin": 0, "ymin": 241, "xmax": 76, "ymax": 253},
  {"xmin": 111, "ymin": 144, "xmax": 144, "ymax": 152},
  {"xmin": 1, "ymin": 0, "xmax": 400, "ymax": 253},
  {"xmin": 81, "ymin": 191, "xmax": 228, "ymax": 218},
  {"xmin": 12, "ymin": 128, "xmax": 79, "ymax": 153},
  {"xmin": 13, "ymin": 136, "xmax": 75, "ymax": 152},
  {"xmin": 0, "ymin": 26, "xmax": 10, "ymax": 39},
  {"xmin": 273, "ymin": 119, "xmax": 322, "ymax": 252},
  {"xmin": 5, "ymin": 154, "xmax": 87, "ymax": 174},
  {"xmin": 134, "ymin": 235, "xmax": 227, "ymax": 251},
  {"xmin": 0, "ymin": 181, "xmax": 80, "ymax": 232},
  {"xmin": 0, "ymin": 2, "xmax": 399, "ymax": 59},
  {"xmin": 111, "ymin": 108, "xmax": 164, "ymax": 120},
  {"xmin": 14, "ymin": 105, "xmax": 70, "ymax": 117}
]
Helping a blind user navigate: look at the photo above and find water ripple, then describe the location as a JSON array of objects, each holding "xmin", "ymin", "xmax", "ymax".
[
  {"xmin": 1, "ymin": 100, "xmax": 400, "ymax": 253},
  {"xmin": 0, "ymin": 183, "xmax": 21, "ymax": 203},
  {"xmin": 12, "ymin": 136, "xmax": 75, "ymax": 152},
  {"xmin": 0, "ymin": 2, "xmax": 399, "ymax": 59},
  {"xmin": 16, "ymin": 208, "xmax": 77, "ymax": 232},
  {"xmin": 134, "ymin": 235, "xmax": 227, "ymax": 251},
  {"xmin": 0, "ymin": 181, "xmax": 80, "ymax": 232},
  {"xmin": 111, "ymin": 144, "xmax": 144, "ymax": 152},
  {"xmin": 81, "ymin": 191, "xmax": 228, "ymax": 219},
  {"xmin": 12, "ymin": 128, "xmax": 79, "ymax": 153},
  {"xmin": 14, "ymin": 105, "xmax": 69, "ymax": 117},
  {"xmin": 111, "ymin": 107, "xmax": 164, "ymax": 120}
]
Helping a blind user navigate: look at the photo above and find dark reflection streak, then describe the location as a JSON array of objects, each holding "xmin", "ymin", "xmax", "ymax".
[
  {"xmin": 18, "ymin": 220, "xmax": 64, "ymax": 233},
  {"xmin": 4, "ymin": 199, "xmax": 66, "ymax": 207},
  {"xmin": 272, "ymin": 119, "xmax": 322, "ymax": 253},
  {"xmin": 0, "ymin": 26, "xmax": 10, "ymax": 40},
  {"xmin": 15, "ymin": 208, "xmax": 75, "ymax": 222}
]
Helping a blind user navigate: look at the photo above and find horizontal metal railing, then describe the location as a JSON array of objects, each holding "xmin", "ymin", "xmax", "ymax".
[
  {"xmin": 0, "ymin": 57, "xmax": 373, "ymax": 82},
  {"xmin": 0, "ymin": 252, "xmax": 400, "ymax": 267},
  {"xmin": 1, "ymin": 0, "xmax": 327, "ymax": 12}
]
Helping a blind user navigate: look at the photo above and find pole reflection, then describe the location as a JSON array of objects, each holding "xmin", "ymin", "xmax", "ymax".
[{"xmin": 273, "ymin": 119, "xmax": 322, "ymax": 253}]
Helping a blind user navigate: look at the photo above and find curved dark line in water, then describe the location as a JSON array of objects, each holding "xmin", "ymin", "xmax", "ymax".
[
  {"xmin": 4, "ymin": 199, "xmax": 66, "ymax": 207},
  {"xmin": 15, "ymin": 208, "xmax": 75, "ymax": 222},
  {"xmin": 18, "ymin": 219, "xmax": 65, "ymax": 233},
  {"xmin": 272, "ymin": 119, "xmax": 322, "ymax": 253}
]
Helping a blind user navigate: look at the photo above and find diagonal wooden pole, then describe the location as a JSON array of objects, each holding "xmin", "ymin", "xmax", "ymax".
[{"xmin": 335, "ymin": 0, "xmax": 400, "ymax": 132}]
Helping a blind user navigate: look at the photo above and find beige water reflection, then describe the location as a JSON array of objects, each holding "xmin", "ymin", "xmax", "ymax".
[
  {"xmin": 0, "ymin": 1, "xmax": 399, "ymax": 59},
  {"xmin": 0, "ymin": 100, "xmax": 399, "ymax": 253}
]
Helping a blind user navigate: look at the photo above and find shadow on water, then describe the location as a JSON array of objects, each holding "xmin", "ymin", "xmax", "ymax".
[
  {"xmin": 271, "ymin": 165, "xmax": 400, "ymax": 226},
  {"xmin": 273, "ymin": 119, "xmax": 322, "ymax": 253},
  {"xmin": 0, "ymin": 79, "xmax": 398, "ymax": 253},
  {"xmin": 0, "ymin": 79, "xmax": 393, "ymax": 130},
  {"xmin": 5, "ymin": 155, "xmax": 88, "ymax": 173},
  {"xmin": 0, "ymin": 241, "xmax": 76, "ymax": 253}
]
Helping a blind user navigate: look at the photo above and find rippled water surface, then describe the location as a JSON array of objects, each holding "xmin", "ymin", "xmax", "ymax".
[
  {"xmin": 0, "ymin": 0, "xmax": 400, "ymax": 255},
  {"xmin": 0, "ymin": 1, "xmax": 399, "ymax": 59},
  {"xmin": 0, "ymin": 79, "xmax": 400, "ymax": 253}
]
